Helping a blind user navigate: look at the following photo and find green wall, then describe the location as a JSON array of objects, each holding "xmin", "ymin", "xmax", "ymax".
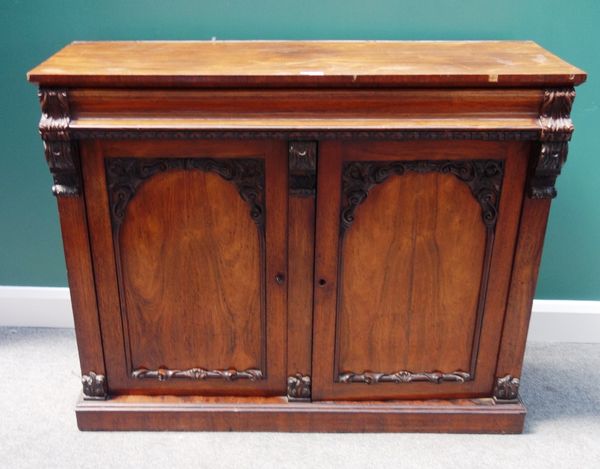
[{"xmin": 1, "ymin": 0, "xmax": 598, "ymax": 299}]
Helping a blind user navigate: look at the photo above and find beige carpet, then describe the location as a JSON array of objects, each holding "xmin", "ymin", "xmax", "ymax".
[{"xmin": 1, "ymin": 327, "xmax": 599, "ymax": 469}]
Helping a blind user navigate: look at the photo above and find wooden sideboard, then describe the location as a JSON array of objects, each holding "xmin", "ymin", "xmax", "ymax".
[{"xmin": 28, "ymin": 41, "xmax": 586, "ymax": 433}]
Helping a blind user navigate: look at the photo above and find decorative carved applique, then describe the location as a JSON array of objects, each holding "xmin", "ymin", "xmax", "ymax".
[
  {"xmin": 72, "ymin": 129, "xmax": 539, "ymax": 141},
  {"xmin": 81, "ymin": 371, "xmax": 108, "ymax": 400},
  {"xmin": 287, "ymin": 373, "xmax": 312, "ymax": 401},
  {"xmin": 38, "ymin": 89, "xmax": 80, "ymax": 196},
  {"xmin": 338, "ymin": 370, "xmax": 471, "ymax": 384},
  {"xmin": 529, "ymin": 88, "xmax": 576, "ymax": 199},
  {"xmin": 132, "ymin": 367, "xmax": 263, "ymax": 381},
  {"xmin": 340, "ymin": 159, "xmax": 504, "ymax": 234},
  {"xmin": 289, "ymin": 141, "xmax": 317, "ymax": 197},
  {"xmin": 105, "ymin": 158, "xmax": 265, "ymax": 233},
  {"xmin": 493, "ymin": 374, "xmax": 520, "ymax": 403}
]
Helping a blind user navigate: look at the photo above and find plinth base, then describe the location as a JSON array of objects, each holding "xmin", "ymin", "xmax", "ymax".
[{"xmin": 76, "ymin": 394, "xmax": 525, "ymax": 433}]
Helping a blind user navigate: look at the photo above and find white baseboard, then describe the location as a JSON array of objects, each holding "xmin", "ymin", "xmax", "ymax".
[
  {"xmin": 0, "ymin": 286, "xmax": 599, "ymax": 342},
  {"xmin": 0, "ymin": 286, "xmax": 74, "ymax": 328}
]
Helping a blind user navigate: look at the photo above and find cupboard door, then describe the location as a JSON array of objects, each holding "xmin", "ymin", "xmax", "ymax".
[
  {"xmin": 82, "ymin": 140, "xmax": 287, "ymax": 396},
  {"xmin": 312, "ymin": 140, "xmax": 529, "ymax": 400}
]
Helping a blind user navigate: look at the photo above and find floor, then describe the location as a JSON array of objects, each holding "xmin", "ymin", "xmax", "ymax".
[{"xmin": 1, "ymin": 327, "xmax": 599, "ymax": 469}]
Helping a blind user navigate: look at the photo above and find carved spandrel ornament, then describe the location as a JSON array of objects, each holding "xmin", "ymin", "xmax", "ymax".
[
  {"xmin": 340, "ymin": 159, "xmax": 504, "ymax": 235},
  {"xmin": 81, "ymin": 371, "xmax": 108, "ymax": 400},
  {"xmin": 528, "ymin": 88, "xmax": 576, "ymax": 199},
  {"xmin": 105, "ymin": 157, "xmax": 265, "ymax": 234},
  {"xmin": 38, "ymin": 89, "xmax": 81, "ymax": 196}
]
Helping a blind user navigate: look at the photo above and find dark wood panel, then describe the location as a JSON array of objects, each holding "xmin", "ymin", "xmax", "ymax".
[
  {"xmin": 82, "ymin": 139, "xmax": 287, "ymax": 396},
  {"xmin": 338, "ymin": 171, "xmax": 487, "ymax": 376},
  {"xmin": 68, "ymin": 88, "xmax": 544, "ymax": 118},
  {"xmin": 56, "ymin": 196, "xmax": 107, "ymax": 398},
  {"xmin": 286, "ymin": 141, "xmax": 317, "ymax": 399},
  {"xmin": 495, "ymin": 197, "xmax": 552, "ymax": 382},
  {"xmin": 312, "ymin": 140, "xmax": 529, "ymax": 401},
  {"xmin": 118, "ymin": 169, "xmax": 264, "ymax": 374}
]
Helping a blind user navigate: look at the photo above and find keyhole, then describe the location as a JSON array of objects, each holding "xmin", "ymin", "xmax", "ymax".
[{"xmin": 318, "ymin": 278, "xmax": 327, "ymax": 287}]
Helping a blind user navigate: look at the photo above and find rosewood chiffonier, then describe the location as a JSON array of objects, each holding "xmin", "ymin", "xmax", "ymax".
[{"xmin": 27, "ymin": 41, "xmax": 586, "ymax": 433}]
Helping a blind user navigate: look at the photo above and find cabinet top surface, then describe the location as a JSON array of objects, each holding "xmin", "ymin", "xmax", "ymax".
[{"xmin": 28, "ymin": 40, "xmax": 586, "ymax": 89}]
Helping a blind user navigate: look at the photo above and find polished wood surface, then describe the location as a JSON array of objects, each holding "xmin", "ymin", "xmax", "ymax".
[
  {"xmin": 82, "ymin": 139, "xmax": 287, "ymax": 396},
  {"xmin": 339, "ymin": 172, "xmax": 485, "ymax": 374},
  {"xmin": 28, "ymin": 41, "xmax": 585, "ymax": 432},
  {"xmin": 120, "ymin": 170, "xmax": 262, "ymax": 372},
  {"xmin": 28, "ymin": 40, "xmax": 585, "ymax": 88},
  {"xmin": 496, "ymin": 198, "xmax": 552, "ymax": 380},
  {"xmin": 56, "ymin": 197, "xmax": 106, "ymax": 382},
  {"xmin": 312, "ymin": 140, "xmax": 528, "ymax": 401},
  {"xmin": 76, "ymin": 394, "xmax": 526, "ymax": 433}
]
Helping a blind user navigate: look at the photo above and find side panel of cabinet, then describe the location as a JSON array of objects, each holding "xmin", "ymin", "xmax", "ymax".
[
  {"xmin": 312, "ymin": 140, "xmax": 529, "ymax": 400},
  {"xmin": 81, "ymin": 139, "xmax": 287, "ymax": 396}
]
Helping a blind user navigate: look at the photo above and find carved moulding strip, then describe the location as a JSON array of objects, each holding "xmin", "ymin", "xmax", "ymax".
[
  {"xmin": 105, "ymin": 157, "xmax": 265, "ymax": 233},
  {"xmin": 528, "ymin": 88, "xmax": 576, "ymax": 199},
  {"xmin": 493, "ymin": 374, "xmax": 520, "ymax": 403},
  {"xmin": 339, "ymin": 370, "xmax": 471, "ymax": 384},
  {"xmin": 287, "ymin": 373, "xmax": 312, "ymax": 401},
  {"xmin": 81, "ymin": 371, "xmax": 108, "ymax": 400},
  {"xmin": 38, "ymin": 88, "xmax": 81, "ymax": 196},
  {"xmin": 336, "ymin": 159, "xmax": 504, "ymax": 384},
  {"xmin": 289, "ymin": 141, "xmax": 317, "ymax": 197},
  {"xmin": 72, "ymin": 129, "xmax": 540, "ymax": 141},
  {"xmin": 132, "ymin": 367, "xmax": 263, "ymax": 382}
]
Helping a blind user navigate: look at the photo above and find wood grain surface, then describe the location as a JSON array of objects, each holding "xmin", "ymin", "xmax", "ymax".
[
  {"xmin": 76, "ymin": 394, "xmax": 526, "ymax": 433},
  {"xmin": 28, "ymin": 41, "xmax": 586, "ymax": 88},
  {"xmin": 312, "ymin": 140, "xmax": 529, "ymax": 401},
  {"xmin": 120, "ymin": 170, "xmax": 262, "ymax": 372},
  {"xmin": 338, "ymin": 172, "xmax": 485, "ymax": 375}
]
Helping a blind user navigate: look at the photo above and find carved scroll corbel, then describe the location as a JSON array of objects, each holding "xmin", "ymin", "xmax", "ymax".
[
  {"xmin": 528, "ymin": 88, "xmax": 576, "ymax": 199},
  {"xmin": 38, "ymin": 88, "xmax": 81, "ymax": 196}
]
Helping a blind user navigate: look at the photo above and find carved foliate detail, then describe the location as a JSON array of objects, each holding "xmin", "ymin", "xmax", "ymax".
[
  {"xmin": 38, "ymin": 89, "xmax": 80, "ymax": 196},
  {"xmin": 493, "ymin": 374, "xmax": 520, "ymax": 403},
  {"xmin": 132, "ymin": 367, "xmax": 263, "ymax": 381},
  {"xmin": 287, "ymin": 373, "xmax": 312, "ymax": 401},
  {"xmin": 529, "ymin": 88, "xmax": 576, "ymax": 199},
  {"xmin": 341, "ymin": 160, "xmax": 504, "ymax": 234},
  {"xmin": 289, "ymin": 141, "xmax": 317, "ymax": 197},
  {"xmin": 81, "ymin": 371, "xmax": 108, "ymax": 400},
  {"xmin": 105, "ymin": 157, "xmax": 265, "ymax": 233},
  {"xmin": 339, "ymin": 370, "xmax": 471, "ymax": 384},
  {"xmin": 72, "ymin": 129, "xmax": 539, "ymax": 141}
]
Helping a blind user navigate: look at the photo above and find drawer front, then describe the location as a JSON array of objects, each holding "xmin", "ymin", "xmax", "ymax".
[
  {"xmin": 312, "ymin": 140, "xmax": 529, "ymax": 400},
  {"xmin": 82, "ymin": 139, "xmax": 287, "ymax": 396}
]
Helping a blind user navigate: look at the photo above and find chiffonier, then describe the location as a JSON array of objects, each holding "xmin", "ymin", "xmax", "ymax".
[{"xmin": 28, "ymin": 41, "xmax": 586, "ymax": 433}]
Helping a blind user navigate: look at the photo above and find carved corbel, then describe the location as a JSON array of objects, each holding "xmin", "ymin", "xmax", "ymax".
[
  {"xmin": 493, "ymin": 374, "xmax": 520, "ymax": 404},
  {"xmin": 287, "ymin": 373, "xmax": 311, "ymax": 401},
  {"xmin": 528, "ymin": 88, "xmax": 576, "ymax": 199},
  {"xmin": 38, "ymin": 88, "xmax": 81, "ymax": 196},
  {"xmin": 288, "ymin": 141, "xmax": 317, "ymax": 197},
  {"xmin": 81, "ymin": 371, "xmax": 108, "ymax": 400}
]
